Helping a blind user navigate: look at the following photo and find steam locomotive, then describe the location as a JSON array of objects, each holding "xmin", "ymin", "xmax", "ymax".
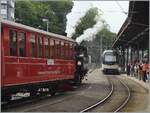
[{"xmin": 1, "ymin": 19, "xmax": 89, "ymax": 102}]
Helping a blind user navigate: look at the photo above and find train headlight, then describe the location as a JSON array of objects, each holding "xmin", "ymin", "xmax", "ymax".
[{"xmin": 77, "ymin": 61, "xmax": 82, "ymax": 66}]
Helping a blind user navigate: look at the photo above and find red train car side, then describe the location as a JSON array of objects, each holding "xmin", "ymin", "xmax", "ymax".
[{"xmin": 1, "ymin": 19, "xmax": 77, "ymax": 101}]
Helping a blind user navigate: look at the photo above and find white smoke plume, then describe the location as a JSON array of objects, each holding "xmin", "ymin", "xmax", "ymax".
[
  {"xmin": 76, "ymin": 13, "xmax": 104, "ymax": 44},
  {"xmin": 66, "ymin": 1, "xmax": 94, "ymax": 37}
]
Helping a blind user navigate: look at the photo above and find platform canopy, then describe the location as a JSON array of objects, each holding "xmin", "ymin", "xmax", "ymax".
[{"xmin": 113, "ymin": 1, "xmax": 149, "ymax": 50}]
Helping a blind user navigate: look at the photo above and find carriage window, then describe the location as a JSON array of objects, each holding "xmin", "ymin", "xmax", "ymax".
[
  {"xmin": 66, "ymin": 43, "xmax": 69, "ymax": 60},
  {"xmin": 65, "ymin": 43, "xmax": 68, "ymax": 60},
  {"xmin": 55, "ymin": 40, "xmax": 60, "ymax": 59},
  {"xmin": 45, "ymin": 37, "xmax": 49, "ymax": 58},
  {"xmin": 64, "ymin": 43, "xmax": 66, "ymax": 59},
  {"xmin": 68, "ymin": 43, "xmax": 70, "ymax": 60},
  {"xmin": 61, "ymin": 42, "xmax": 64, "ymax": 59},
  {"xmin": 38, "ymin": 35, "xmax": 42, "ymax": 57},
  {"xmin": 9, "ymin": 30, "xmax": 17, "ymax": 56},
  {"xmin": 30, "ymin": 34, "xmax": 35, "ymax": 57},
  {"xmin": 50, "ymin": 39, "xmax": 54, "ymax": 59},
  {"xmin": 58, "ymin": 41, "xmax": 61, "ymax": 59},
  {"xmin": 19, "ymin": 32, "xmax": 26, "ymax": 57},
  {"xmin": 72, "ymin": 44, "xmax": 74, "ymax": 60},
  {"xmin": 70, "ymin": 44, "xmax": 72, "ymax": 60}
]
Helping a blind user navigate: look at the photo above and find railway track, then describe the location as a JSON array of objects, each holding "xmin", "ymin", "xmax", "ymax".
[
  {"xmin": 114, "ymin": 78, "xmax": 130, "ymax": 112},
  {"xmin": 80, "ymin": 76, "xmax": 114, "ymax": 112},
  {"xmin": 80, "ymin": 76, "xmax": 131, "ymax": 112},
  {"xmin": 118, "ymin": 76, "xmax": 149, "ymax": 112}
]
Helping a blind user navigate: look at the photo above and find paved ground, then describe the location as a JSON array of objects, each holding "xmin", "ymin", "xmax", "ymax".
[
  {"xmin": 120, "ymin": 74, "xmax": 149, "ymax": 112},
  {"xmin": 122, "ymin": 74, "xmax": 149, "ymax": 92}
]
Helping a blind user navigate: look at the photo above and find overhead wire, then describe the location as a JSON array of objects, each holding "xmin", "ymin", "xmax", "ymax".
[{"xmin": 115, "ymin": 0, "xmax": 128, "ymax": 15}]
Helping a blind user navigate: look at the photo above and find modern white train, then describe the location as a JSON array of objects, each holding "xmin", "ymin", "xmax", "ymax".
[{"xmin": 102, "ymin": 50, "xmax": 120, "ymax": 74}]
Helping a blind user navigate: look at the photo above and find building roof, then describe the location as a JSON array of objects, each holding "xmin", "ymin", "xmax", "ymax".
[{"xmin": 113, "ymin": 1, "xmax": 149, "ymax": 50}]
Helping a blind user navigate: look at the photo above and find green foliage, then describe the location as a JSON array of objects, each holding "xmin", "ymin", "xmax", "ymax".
[
  {"xmin": 15, "ymin": 1, "xmax": 37, "ymax": 26},
  {"xmin": 72, "ymin": 7, "xmax": 99, "ymax": 39},
  {"xmin": 95, "ymin": 25, "xmax": 116, "ymax": 49},
  {"xmin": 15, "ymin": 0, "xmax": 73, "ymax": 35}
]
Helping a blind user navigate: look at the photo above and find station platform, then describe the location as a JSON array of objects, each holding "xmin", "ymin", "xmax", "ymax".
[
  {"xmin": 122, "ymin": 74, "xmax": 149, "ymax": 92},
  {"xmin": 121, "ymin": 74, "xmax": 149, "ymax": 112}
]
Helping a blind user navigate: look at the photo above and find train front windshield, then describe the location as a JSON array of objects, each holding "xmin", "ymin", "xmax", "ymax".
[{"xmin": 103, "ymin": 52, "xmax": 117, "ymax": 64}]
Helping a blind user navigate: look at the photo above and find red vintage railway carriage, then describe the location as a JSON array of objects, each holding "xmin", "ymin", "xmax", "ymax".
[{"xmin": 1, "ymin": 19, "xmax": 81, "ymax": 101}]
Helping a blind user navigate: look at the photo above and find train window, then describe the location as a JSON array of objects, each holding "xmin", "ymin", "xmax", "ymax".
[
  {"xmin": 30, "ymin": 33, "xmax": 35, "ymax": 57},
  {"xmin": 55, "ymin": 40, "xmax": 60, "ymax": 59},
  {"xmin": 63, "ymin": 43, "xmax": 65, "ymax": 59},
  {"xmin": 69, "ymin": 43, "xmax": 71, "ymax": 60},
  {"xmin": 61, "ymin": 42, "xmax": 64, "ymax": 59},
  {"xmin": 19, "ymin": 32, "xmax": 26, "ymax": 57},
  {"xmin": 72, "ymin": 44, "xmax": 75, "ymax": 60},
  {"xmin": 64, "ymin": 43, "xmax": 66, "ymax": 59},
  {"xmin": 67, "ymin": 43, "xmax": 70, "ymax": 60},
  {"xmin": 38, "ymin": 35, "xmax": 42, "ymax": 58},
  {"xmin": 65, "ymin": 43, "xmax": 69, "ymax": 60},
  {"xmin": 9, "ymin": 30, "xmax": 17, "ymax": 56},
  {"xmin": 70, "ymin": 44, "xmax": 73, "ymax": 60},
  {"xmin": 66, "ymin": 43, "xmax": 69, "ymax": 60},
  {"xmin": 45, "ymin": 37, "xmax": 49, "ymax": 58},
  {"xmin": 59, "ymin": 41, "xmax": 61, "ymax": 59},
  {"xmin": 50, "ymin": 39, "xmax": 54, "ymax": 59},
  {"xmin": 55, "ymin": 40, "xmax": 58, "ymax": 59}
]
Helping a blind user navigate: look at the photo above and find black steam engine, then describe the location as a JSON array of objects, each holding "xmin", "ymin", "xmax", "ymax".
[{"xmin": 74, "ymin": 45, "xmax": 89, "ymax": 84}]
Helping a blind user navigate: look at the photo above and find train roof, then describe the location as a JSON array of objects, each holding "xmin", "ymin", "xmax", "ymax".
[
  {"xmin": 1, "ymin": 19, "xmax": 76, "ymax": 43},
  {"xmin": 103, "ymin": 50, "xmax": 114, "ymax": 53},
  {"xmin": 102, "ymin": 50, "xmax": 116, "ymax": 55}
]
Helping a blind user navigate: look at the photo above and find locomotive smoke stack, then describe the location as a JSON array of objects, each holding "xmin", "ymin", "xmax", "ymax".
[{"xmin": 76, "ymin": 13, "xmax": 104, "ymax": 44}]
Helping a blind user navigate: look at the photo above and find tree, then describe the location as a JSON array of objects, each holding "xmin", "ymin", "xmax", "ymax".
[
  {"xmin": 15, "ymin": 0, "xmax": 73, "ymax": 35},
  {"xmin": 72, "ymin": 7, "xmax": 99, "ymax": 40},
  {"xmin": 15, "ymin": 1, "xmax": 37, "ymax": 26},
  {"xmin": 95, "ymin": 25, "xmax": 116, "ymax": 49}
]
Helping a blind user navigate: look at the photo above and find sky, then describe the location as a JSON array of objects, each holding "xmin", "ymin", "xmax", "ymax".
[{"xmin": 65, "ymin": 1, "xmax": 129, "ymax": 38}]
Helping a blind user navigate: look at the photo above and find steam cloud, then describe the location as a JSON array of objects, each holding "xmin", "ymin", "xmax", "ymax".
[
  {"xmin": 76, "ymin": 13, "xmax": 104, "ymax": 44},
  {"xmin": 66, "ymin": 1, "xmax": 94, "ymax": 37}
]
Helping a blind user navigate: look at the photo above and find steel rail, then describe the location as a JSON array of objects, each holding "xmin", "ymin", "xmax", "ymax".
[
  {"xmin": 80, "ymin": 77, "xmax": 114, "ymax": 113},
  {"xmin": 80, "ymin": 77, "xmax": 131, "ymax": 113},
  {"xmin": 113, "ymin": 78, "xmax": 131, "ymax": 112}
]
